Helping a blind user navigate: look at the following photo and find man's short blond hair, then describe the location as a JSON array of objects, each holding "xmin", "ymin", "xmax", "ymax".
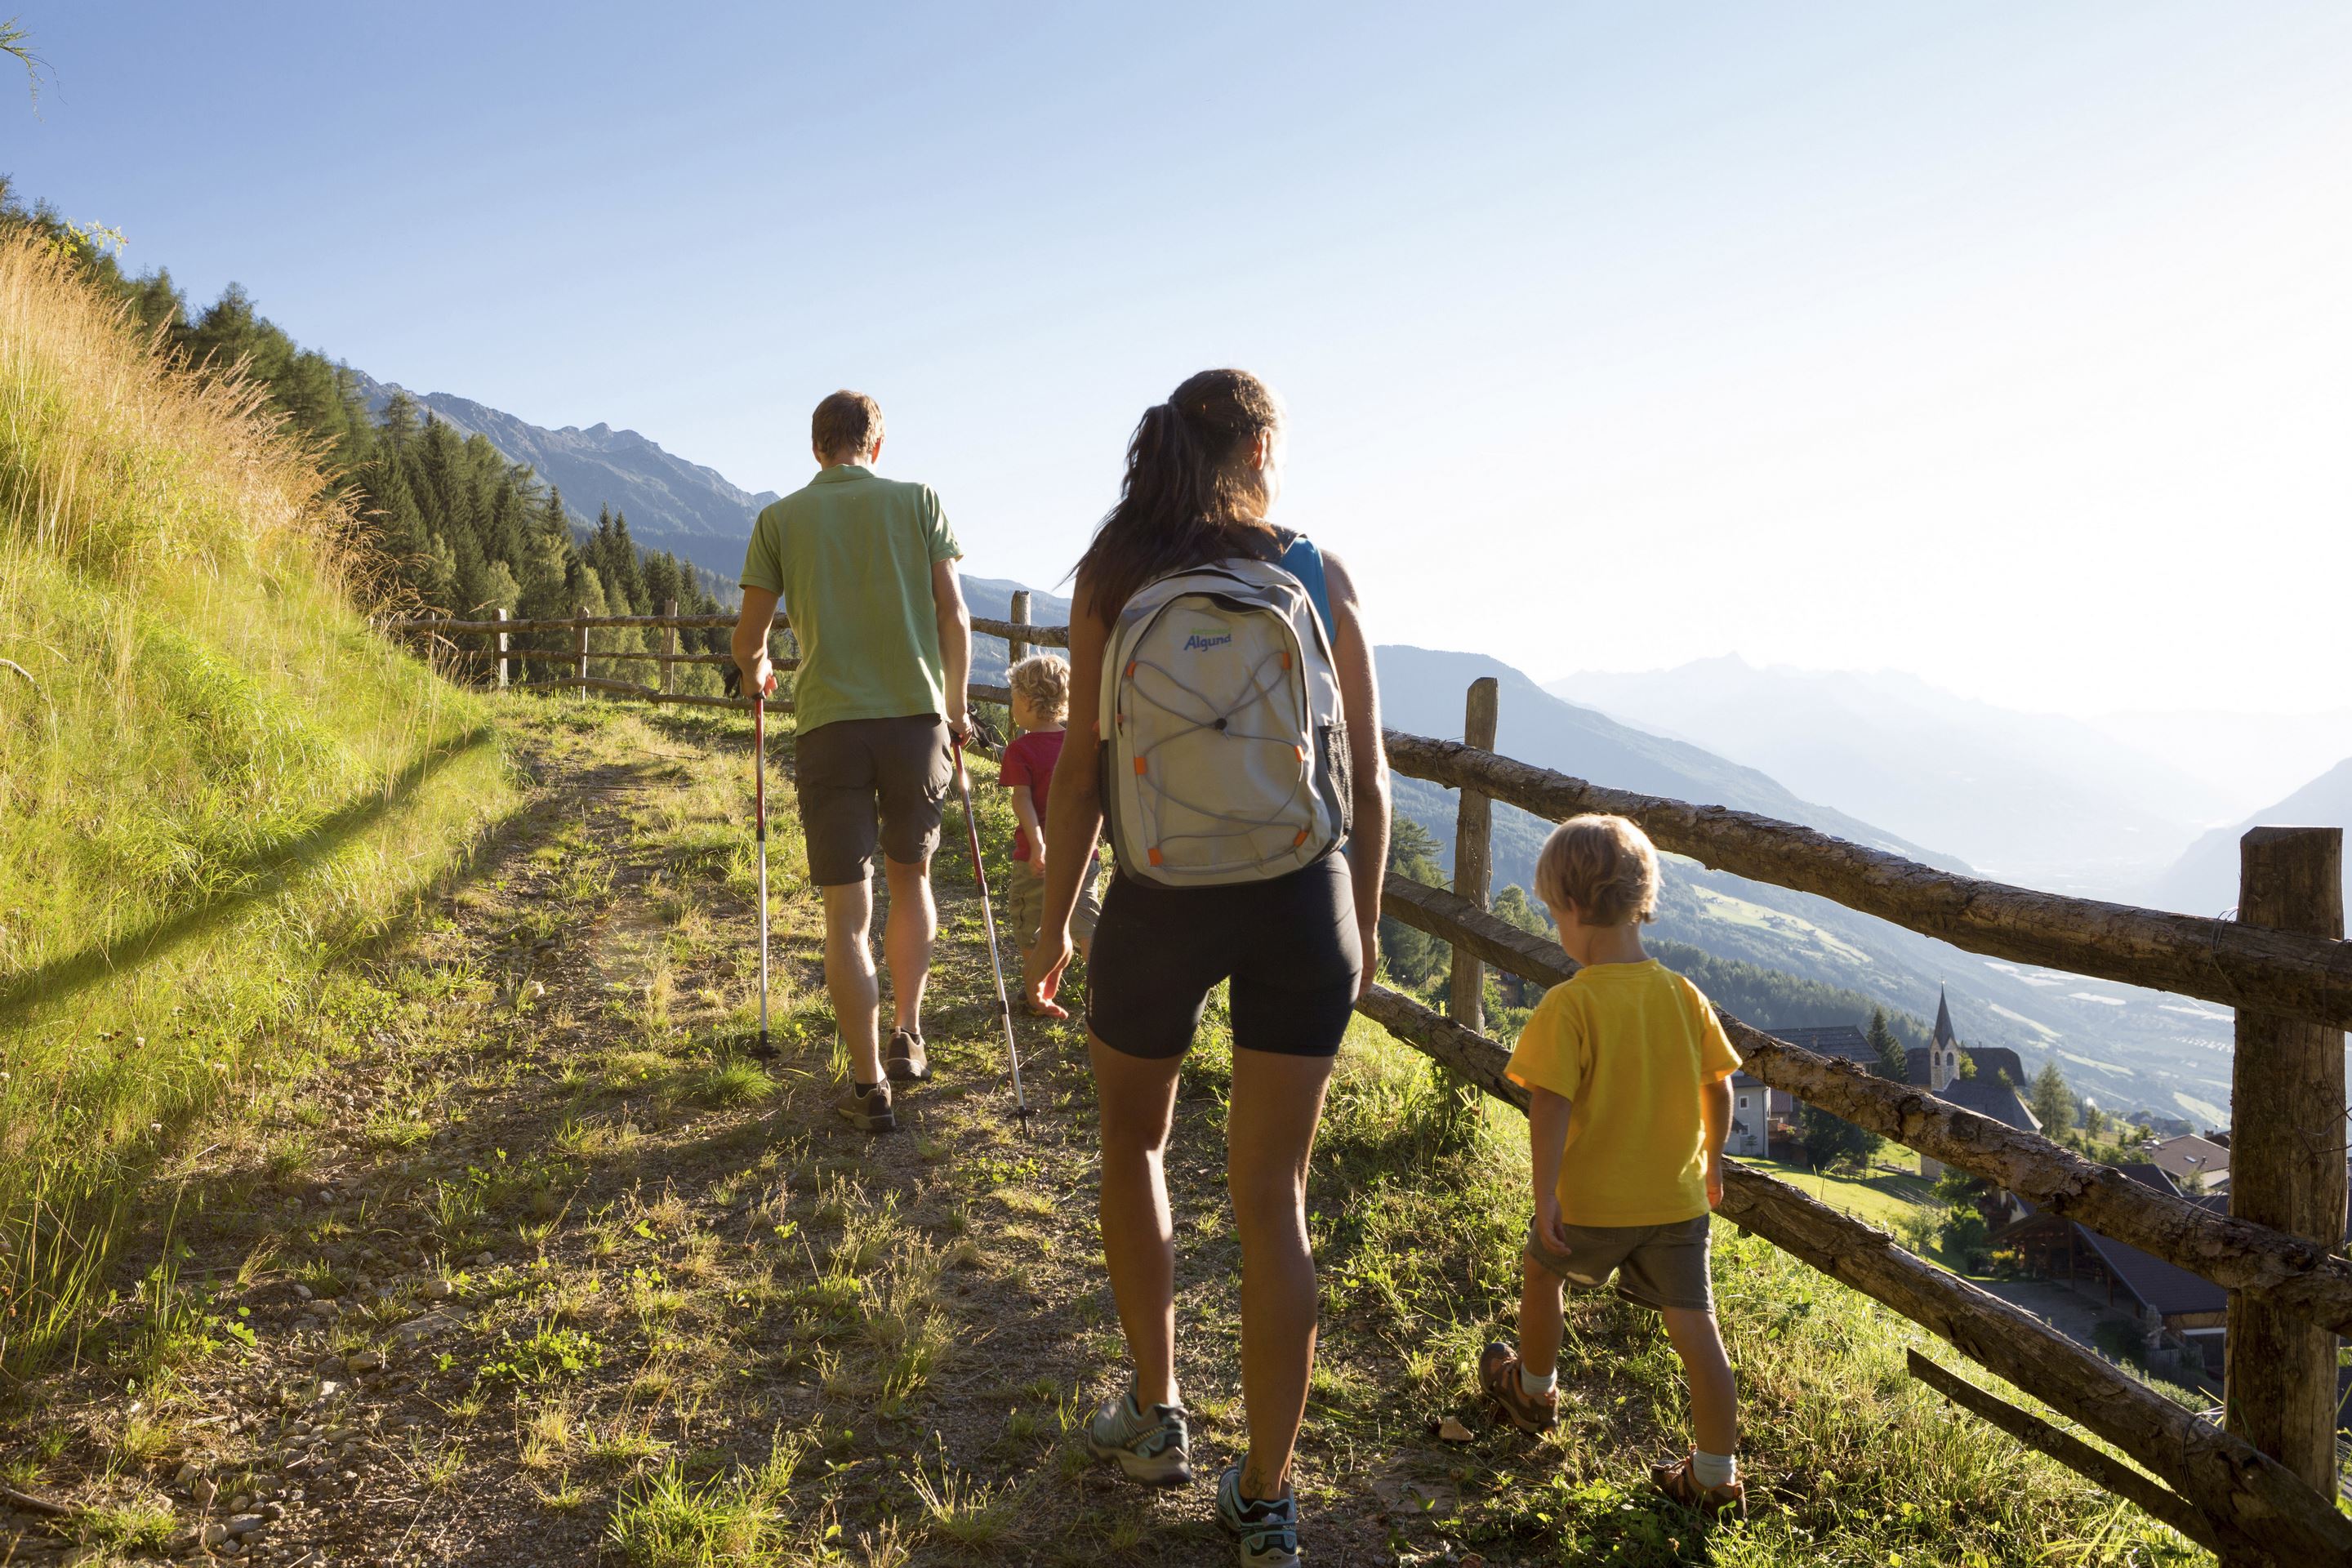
[
  {"xmin": 1007, "ymin": 653, "xmax": 1071, "ymax": 723},
  {"xmin": 1534, "ymin": 813, "xmax": 1659, "ymax": 926}
]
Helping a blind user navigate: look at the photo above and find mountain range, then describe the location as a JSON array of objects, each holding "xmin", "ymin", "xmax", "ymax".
[
  {"xmin": 2149, "ymin": 758, "xmax": 2352, "ymax": 920},
  {"xmin": 350, "ymin": 377, "xmax": 2269, "ymax": 1125},
  {"xmin": 350, "ymin": 372, "xmax": 776, "ymax": 586},
  {"xmin": 1548, "ymin": 657, "xmax": 2230, "ymax": 895}
]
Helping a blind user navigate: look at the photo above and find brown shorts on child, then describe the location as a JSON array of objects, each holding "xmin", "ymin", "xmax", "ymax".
[
  {"xmin": 1003, "ymin": 853, "xmax": 1103, "ymax": 951},
  {"xmin": 1525, "ymin": 1214, "xmax": 1713, "ymax": 1313}
]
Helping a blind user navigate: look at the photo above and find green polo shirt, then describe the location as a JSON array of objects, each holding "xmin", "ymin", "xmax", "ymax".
[{"xmin": 741, "ymin": 464, "xmax": 962, "ymax": 735}]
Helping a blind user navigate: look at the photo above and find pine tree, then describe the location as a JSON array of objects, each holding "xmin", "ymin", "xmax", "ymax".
[
  {"xmin": 2029, "ymin": 1060, "xmax": 2074, "ymax": 1136},
  {"xmin": 1869, "ymin": 1006, "xmax": 1907, "ymax": 1081},
  {"xmin": 1380, "ymin": 818, "xmax": 1449, "ymax": 991}
]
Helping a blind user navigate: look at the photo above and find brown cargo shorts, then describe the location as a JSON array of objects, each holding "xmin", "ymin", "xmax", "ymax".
[
  {"xmin": 794, "ymin": 715, "xmax": 954, "ymax": 887},
  {"xmin": 1526, "ymin": 1213, "xmax": 1713, "ymax": 1313},
  {"xmin": 1001, "ymin": 852, "xmax": 1103, "ymax": 953}
]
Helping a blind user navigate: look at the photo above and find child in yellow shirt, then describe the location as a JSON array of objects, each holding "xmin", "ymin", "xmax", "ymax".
[{"xmin": 1481, "ymin": 813, "xmax": 1745, "ymax": 1517}]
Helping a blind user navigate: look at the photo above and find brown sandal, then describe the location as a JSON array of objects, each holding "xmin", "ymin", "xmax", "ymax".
[
  {"xmin": 1477, "ymin": 1342, "xmax": 1558, "ymax": 1434},
  {"xmin": 1650, "ymin": 1452, "xmax": 1744, "ymax": 1518}
]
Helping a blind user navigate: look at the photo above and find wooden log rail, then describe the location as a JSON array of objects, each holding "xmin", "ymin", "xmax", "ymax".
[
  {"xmin": 1354, "ymin": 982, "xmax": 2352, "ymax": 1565},
  {"xmin": 387, "ymin": 612, "xmax": 776, "ymax": 634},
  {"xmin": 1379, "ymin": 874, "xmax": 2352, "ymax": 1338},
  {"xmin": 972, "ymin": 614, "xmax": 1069, "ymax": 649},
  {"xmin": 1381, "ymin": 729, "xmax": 2352, "ymax": 1035}
]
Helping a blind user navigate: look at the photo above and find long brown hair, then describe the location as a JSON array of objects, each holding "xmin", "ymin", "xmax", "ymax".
[{"xmin": 1073, "ymin": 368, "xmax": 1283, "ymax": 622}]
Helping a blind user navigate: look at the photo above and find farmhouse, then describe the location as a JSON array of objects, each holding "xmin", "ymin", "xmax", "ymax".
[
  {"xmin": 1998, "ymin": 1164, "xmax": 2228, "ymax": 1382},
  {"xmin": 1726, "ymin": 1023, "xmax": 1882, "ymax": 1157},
  {"xmin": 2143, "ymin": 1132, "xmax": 2230, "ymax": 1193}
]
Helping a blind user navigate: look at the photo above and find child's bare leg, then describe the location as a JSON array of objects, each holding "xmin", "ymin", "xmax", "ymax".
[
  {"xmin": 1517, "ymin": 1254, "xmax": 1566, "ymax": 1376},
  {"xmin": 1659, "ymin": 1307, "xmax": 1736, "ymax": 1456}
]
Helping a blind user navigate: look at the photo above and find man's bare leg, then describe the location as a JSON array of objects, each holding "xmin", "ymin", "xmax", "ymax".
[{"xmin": 821, "ymin": 879, "xmax": 884, "ymax": 1086}]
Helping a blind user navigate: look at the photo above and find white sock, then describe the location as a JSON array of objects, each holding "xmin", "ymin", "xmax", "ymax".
[
  {"xmin": 1691, "ymin": 1449, "xmax": 1737, "ymax": 1489},
  {"xmin": 1519, "ymin": 1365, "xmax": 1557, "ymax": 1398}
]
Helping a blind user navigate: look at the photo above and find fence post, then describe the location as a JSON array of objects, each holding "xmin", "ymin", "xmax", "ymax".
[
  {"xmin": 575, "ymin": 607, "xmax": 590, "ymax": 697},
  {"xmin": 660, "ymin": 598, "xmax": 678, "ymax": 696},
  {"xmin": 1449, "ymin": 677, "xmax": 1500, "ymax": 1032},
  {"xmin": 495, "ymin": 607, "xmax": 510, "ymax": 690},
  {"xmin": 1009, "ymin": 590, "xmax": 1031, "ymax": 670},
  {"xmin": 2225, "ymin": 826, "xmax": 2346, "ymax": 1503}
]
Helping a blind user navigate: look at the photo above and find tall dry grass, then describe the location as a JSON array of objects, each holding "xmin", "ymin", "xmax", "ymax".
[{"xmin": 0, "ymin": 232, "xmax": 516, "ymax": 1374}]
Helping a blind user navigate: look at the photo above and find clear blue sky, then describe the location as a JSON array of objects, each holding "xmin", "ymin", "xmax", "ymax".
[{"xmin": 11, "ymin": 2, "xmax": 2349, "ymax": 713}]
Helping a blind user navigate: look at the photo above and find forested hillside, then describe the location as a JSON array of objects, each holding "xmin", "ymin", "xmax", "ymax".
[{"xmin": 1, "ymin": 181, "xmax": 737, "ymax": 690}]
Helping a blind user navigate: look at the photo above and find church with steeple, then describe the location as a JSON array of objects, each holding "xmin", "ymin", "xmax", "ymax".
[{"xmin": 1908, "ymin": 985, "xmax": 2041, "ymax": 1179}]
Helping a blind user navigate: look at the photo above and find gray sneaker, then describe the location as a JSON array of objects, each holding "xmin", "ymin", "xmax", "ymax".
[
  {"xmin": 833, "ymin": 1080, "xmax": 894, "ymax": 1133},
  {"xmin": 885, "ymin": 1027, "xmax": 929, "ymax": 1084},
  {"xmin": 1216, "ymin": 1464, "xmax": 1300, "ymax": 1567},
  {"xmin": 1084, "ymin": 1389, "xmax": 1191, "ymax": 1487}
]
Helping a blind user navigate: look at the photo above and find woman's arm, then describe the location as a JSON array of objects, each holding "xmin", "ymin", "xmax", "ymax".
[
  {"xmin": 1322, "ymin": 550, "xmax": 1389, "ymax": 998},
  {"xmin": 1020, "ymin": 577, "xmax": 1111, "ymax": 1011}
]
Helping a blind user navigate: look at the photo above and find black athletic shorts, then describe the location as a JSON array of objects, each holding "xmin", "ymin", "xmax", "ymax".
[{"xmin": 1088, "ymin": 854, "xmax": 1362, "ymax": 1059}]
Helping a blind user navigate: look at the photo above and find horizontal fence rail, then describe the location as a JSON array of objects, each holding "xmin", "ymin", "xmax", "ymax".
[
  {"xmin": 1355, "ymin": 982, "xmax": 2352, "ymax": 1564},
  {"xmin": 1379, "ymin": 875, "xmax": 2352, "ymax": 1336},
  {"xmin": 1382, "ymin": 729, "xmax": 2352, "ymax": 1035},
  {"xmin": 385, "ymin": 612, "xmax": 767, "ymax": 634}
]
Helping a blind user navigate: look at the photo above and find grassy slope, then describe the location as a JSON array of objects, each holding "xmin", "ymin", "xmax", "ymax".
[
  {"xmin": 0, "ymin": 700, "xmax": 2200, "ymax": 1565},
  {"xmin": 0, "ymin": 234, "xmax": 517, "ymax": 1371}
]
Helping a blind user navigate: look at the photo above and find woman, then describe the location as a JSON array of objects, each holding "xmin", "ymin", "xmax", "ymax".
[{"xmin": 1022, "ymin": 369, "xmax": 1390, "ymax": 1568}]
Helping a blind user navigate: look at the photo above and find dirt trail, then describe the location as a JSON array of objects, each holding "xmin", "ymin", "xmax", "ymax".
[{"xmin": 1, "ymin": 706, "xmax": 1487, "ymax": 1568}]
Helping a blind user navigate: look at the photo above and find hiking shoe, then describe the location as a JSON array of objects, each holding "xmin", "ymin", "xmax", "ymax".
[
  {"xmin": 1215, "ymin": 1464, "xmax": 1300, "ymax": 1567},
  {"xmin": 1478, "ymin": 1341, "xmax": 1559, "ymax": 1434},
  {"xmin": 1651, "ymin": 1452, "xmax": 1745, "ymax": 1519},
  {"xmin": 1083, "ymin": 1389, "xmax": 1191, "ymax": 1487},
  {"xmin": 885, "ymin": 1027, "xmax": 929, "ymax": 1084},
  {"xmin": 833, "ymin": 1080, "xmax": 895, "ymax": 1133}
]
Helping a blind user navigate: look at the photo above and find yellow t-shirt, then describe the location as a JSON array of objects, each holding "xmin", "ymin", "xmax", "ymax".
[{"xmin": 1505, "ymin": 959, "xmax": 1742, "ymax": 1227}]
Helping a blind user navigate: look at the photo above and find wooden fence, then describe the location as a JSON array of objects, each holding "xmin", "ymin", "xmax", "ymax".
[{"xmin": 384, "ymin": 604, "xmax": 2350, "ymax": 1562}]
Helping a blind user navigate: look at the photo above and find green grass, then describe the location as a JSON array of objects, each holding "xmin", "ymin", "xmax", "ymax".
[
  {"xmin": 1744, "ymin": 1156, "xmax": 1935, "ymax": 1236},
  {"xmin": 0, "ymin": 231, "xmax": 519, "ymax": 1374}
]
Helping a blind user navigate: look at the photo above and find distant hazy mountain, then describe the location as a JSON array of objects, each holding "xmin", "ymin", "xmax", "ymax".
[
  {"xmin": 2085, "ymin": 707, "xmax": 2352, "ymax": 818},
  {"xmin": 1383, "ymin": 648, "xmax": 1970, "ymax": 871},
  {"xmin": 2149, "ymin": 757, "xmax": 2352, "ymax": 919},
  {"xmin": 963, "ymin": 577, "xmax": 1073, "ymax": 686},
  {"xmin": 1548, "ymin": 657, "xmax": 2229, "ymax": 894},
  {"xmin": 350, "ymin": 372, "xmax": 778, "ymax": 584}
]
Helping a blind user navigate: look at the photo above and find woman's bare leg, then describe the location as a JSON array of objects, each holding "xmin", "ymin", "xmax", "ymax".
[
  {"xmin": 1227, "ymin": 1045, "xmax": 1338, "ymax": 1498},
  {"xmin": 1089, "ymin": 1034, "xmax": 1185, "ymax": 1407}
]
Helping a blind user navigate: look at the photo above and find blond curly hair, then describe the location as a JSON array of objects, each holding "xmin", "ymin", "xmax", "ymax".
[
  {"xmin": 1533, "ymin": 813, "xmax": 1659, "ymax": 926},
  {"xmin": 1007, "ymin": 653, "xmax": 1071, "ymax": 724}
]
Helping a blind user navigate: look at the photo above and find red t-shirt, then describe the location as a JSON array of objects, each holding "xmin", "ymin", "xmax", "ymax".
[{"xmin": 1000, "ymin": 728, "xmax": 1067, "ymax": 860}]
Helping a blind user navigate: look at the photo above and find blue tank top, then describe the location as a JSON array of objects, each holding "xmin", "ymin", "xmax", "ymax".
[{"xmin": 1272, "ymin": 529, "xmax": 1335, "ymax": 643}]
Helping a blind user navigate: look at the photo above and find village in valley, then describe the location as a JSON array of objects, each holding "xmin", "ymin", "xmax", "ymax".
[{"xmin": 1722, "ymin": 987, "xmax": 2297, "ymax": 1408}]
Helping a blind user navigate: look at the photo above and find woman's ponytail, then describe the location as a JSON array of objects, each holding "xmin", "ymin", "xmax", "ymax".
[{"xmin": 1075, "ymin": 371, "xmax": 1284, "ymax": 622}]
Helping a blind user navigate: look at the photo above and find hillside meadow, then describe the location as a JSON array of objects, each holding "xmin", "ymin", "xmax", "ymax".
[{"xmin": 0, "ymin": 229, "xmax": 519, "ymax": 1372}]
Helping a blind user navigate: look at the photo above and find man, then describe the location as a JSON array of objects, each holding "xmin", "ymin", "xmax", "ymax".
[{"xmin": 734, "ymin": 390, "xmax": 971, "ymax": 1134}]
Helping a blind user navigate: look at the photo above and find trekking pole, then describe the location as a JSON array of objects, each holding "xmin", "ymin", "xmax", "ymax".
[
  {"xmin": 753, "ymin": 689, "xmax": 770, "ymax": 1058},
  {"xmin": 954, "ymin": 739, "xmax": 1031, "ymax": 1125}
]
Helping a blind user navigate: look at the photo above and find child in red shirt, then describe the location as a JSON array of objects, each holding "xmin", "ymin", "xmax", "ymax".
[{"xmin": 1000, "ymin": 654, "xmax": 1102, "ymax": 987}]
